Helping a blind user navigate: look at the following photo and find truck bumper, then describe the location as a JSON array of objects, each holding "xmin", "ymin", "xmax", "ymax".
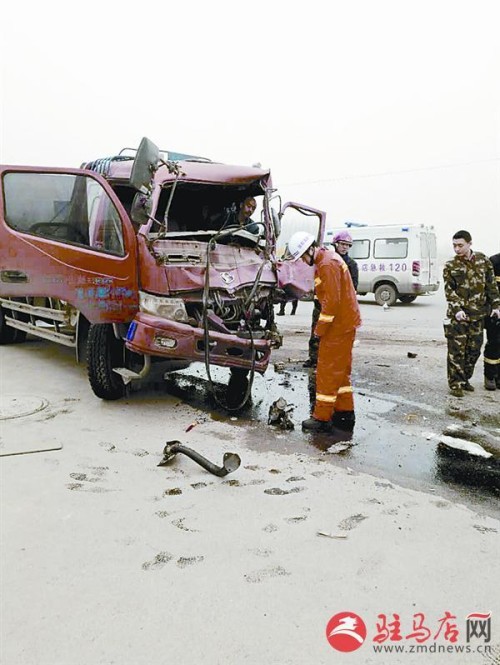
[
  {"xmin": 411, "ymin": 283, "xmax": 439, "ymax": 294},
  {"xmin": 124, "ymin": 312, "xmax": 271, "ymax": 373}
]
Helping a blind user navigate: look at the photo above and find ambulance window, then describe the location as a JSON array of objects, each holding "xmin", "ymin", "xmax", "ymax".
[
  {"xmin": 350, "ymin": 239, "xmax": 369, "ymax": 259},
  {"xmin": 3, "ymin": 172, "xmax": 125, "ymax": 256},
  {"xmin": 374, "ymin": 237, "xmax": 408, "ymax": 259}
]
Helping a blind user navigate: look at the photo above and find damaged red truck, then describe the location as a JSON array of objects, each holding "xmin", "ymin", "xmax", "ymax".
[{"xmin": 0, "ymin": 138, "xmax": 325, "ymax": 405}]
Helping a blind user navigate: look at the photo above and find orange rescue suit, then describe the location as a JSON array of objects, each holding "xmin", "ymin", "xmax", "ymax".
[{"xmin": 312, "ymin": 247, "xmax": 362, "ymax": 421}]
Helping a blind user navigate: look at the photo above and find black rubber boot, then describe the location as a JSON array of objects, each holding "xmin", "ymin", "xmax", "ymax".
[
  {"xmin": 485, "ymin": 377, "xmax": 496, "ymax": 391},
  {"xmin": 331, "ymin": 411, "xmax": 356, "ymax": 431},
  {"xmin": 302, "ymin": 417, "xmax": 331, "ymax": 432},
  {"xmin": 328, "ymin": 426, "xmax": 354, "ymax": 443}
]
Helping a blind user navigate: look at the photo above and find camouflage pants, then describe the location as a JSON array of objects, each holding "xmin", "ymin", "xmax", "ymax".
[
  {"xmin": 307, "ymin": 299, "xmax": 321, "ymax": 363},
  {"xmin": 484, "ymin": 316, "xmax": 500, "ymax": 380},
  {"xmin": 444, "ymin": 319, "xmax": 484, "ymax": 388}
]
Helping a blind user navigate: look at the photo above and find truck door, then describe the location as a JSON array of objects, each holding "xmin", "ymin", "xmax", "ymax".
[
  {"xmin": 277, "ymin": 201, "xmax": 327, "ymax": 255},
  {"xmin": 0, "ymin": 167, "xmax": 139, "ymax": 322},
  {"xmin": 274, "ymin": 201, "xmax": 326, "ymax": 296}
]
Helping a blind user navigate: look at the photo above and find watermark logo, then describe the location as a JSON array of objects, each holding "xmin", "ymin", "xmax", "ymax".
[
  {"xmin": 326, "ymin": 612, "xmax": 367, "ymax": 652},
  {"xmin": 466, "ymin": 612, "xmax": 491, "ymax": 643},
  {"xmin": 325, "ymin": 610, "xmax": 493, "ymax": 656}
]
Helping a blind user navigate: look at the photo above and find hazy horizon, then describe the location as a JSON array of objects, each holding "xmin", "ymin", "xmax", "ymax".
[{"xmin": 1, "ymin": 0, "xmax": 499, "ymax": 259}]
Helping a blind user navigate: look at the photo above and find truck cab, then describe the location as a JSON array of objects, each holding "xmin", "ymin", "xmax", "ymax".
[{"xmin": 0, "ymin": 138, "xmax": 325, "ymax": 405}]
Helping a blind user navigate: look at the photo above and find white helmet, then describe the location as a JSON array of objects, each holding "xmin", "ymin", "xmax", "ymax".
[{"xmin": 287, "ymin": 231, "xmax": 315, "ymax": 261}]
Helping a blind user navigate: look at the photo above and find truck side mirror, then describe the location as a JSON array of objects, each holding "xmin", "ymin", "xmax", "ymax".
[
  {"xmin": 130, "ymin": 192, "xmax": 152, "ymax": 226},
  {"xmin": 130, "ymin": 137, "xmax": 160, "ymax": 194},
  {"xmin": 271, "ymin": 208, "xmax": 281, "ymax": 237}
]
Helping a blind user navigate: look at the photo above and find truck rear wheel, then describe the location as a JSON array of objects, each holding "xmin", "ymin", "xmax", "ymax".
[
  {"xmin": 374, "ymin": 283, "xmax": 397, "ymax": 306},
  {"xmin": 87, "ymin": 324, "xmax": 126, "ymax": 400},
  {"xmin": 398, "ymin": 295, "xmax": 417, "ymax": 304}
]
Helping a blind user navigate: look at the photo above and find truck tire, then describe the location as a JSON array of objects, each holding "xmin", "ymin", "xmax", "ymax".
[
  {"xmin": 227, "ymin": 368, "xmax": 250, "ymax": 409},
  {"xmin": 0, "ymin": 305, "xmax": 27, "ymax": 344},
  {"xmin": 374, "ymin": 283, "xmax": 397, "ymax": 306},
  {"xmin": 87, "ymin": 323, "xmax": 126, "ymax": 400},
  {"xmin": 398, "ymin": 295, "xmax": 417, "ymax": 304}
]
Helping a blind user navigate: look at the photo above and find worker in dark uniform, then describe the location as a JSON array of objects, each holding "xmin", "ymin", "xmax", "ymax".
[
  {"xmin": 276, "ymin": 241, "xmax": 298, "ymax": 315},
  {"xmin": 277, "ymin": 299, "xmax": 298, "ymax": 316},
  {"xmin": 286, "ymin": 231, "xmax": 361, "ymax": 434},
  {"xmin": 484, "ymin": 252, "xmax": 500, "ymax": 390},
  {"xmin": 443, "ymin": 230, "xmax": 500, "ymax": 397},
  {"xmin": 303, "ymin": 231, "xmax": 359, "ymax": 367}
]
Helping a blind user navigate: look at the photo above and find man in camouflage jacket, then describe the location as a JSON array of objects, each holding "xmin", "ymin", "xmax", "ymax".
[
  {"xmin": 443, "ymin": 230, "xmax": 500, "ymax": 397},
  {"xmin": 483, "ymin": 252, "xmax": 500, "ymax": 390}
]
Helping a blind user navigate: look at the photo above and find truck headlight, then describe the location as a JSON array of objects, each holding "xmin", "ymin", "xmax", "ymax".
[{"xmin": 139, "ymin": 292, "xmax": 188, "ymax": 322}]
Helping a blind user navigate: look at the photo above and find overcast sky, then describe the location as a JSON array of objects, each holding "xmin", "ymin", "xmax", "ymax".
[{"xmin": 1, "ymin": 0, "xmax": 499, "ymax": 258}]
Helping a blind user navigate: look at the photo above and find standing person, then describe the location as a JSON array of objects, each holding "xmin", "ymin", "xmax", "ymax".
[
  {"xmin": 484, "ymin": 252, "xmax": 500, "ymax": 390},
  {"xmin": 276, "ymin": 241, "xmax": 298, "ymax": 315},
  {"xmin": 286, "ymin": 231, "xmax": 361, "ymax": 433},
  {"xmin": 332, "ymin": 231, "xmax": 359, "ymax": 289},
  {"xmin": 277, "ymin": 299, "xmax": 298, "ymax": 316},
  {"xmin": 303, "ymin": 231, "xmax": 359, "ymax": 367},
  {"xmin": 443, "ymin": 230, "xmax": 500, "ymax": 397}
]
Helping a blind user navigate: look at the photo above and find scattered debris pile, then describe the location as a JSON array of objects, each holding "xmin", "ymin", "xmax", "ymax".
[{"xmin": 268, "ymin": 397, "xmax": 295, "ymax": 431}]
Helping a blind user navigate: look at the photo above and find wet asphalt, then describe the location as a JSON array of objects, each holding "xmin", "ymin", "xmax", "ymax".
[{"xmin": 161, "ymin": 362, "xmax": 500, "ymax": 514}]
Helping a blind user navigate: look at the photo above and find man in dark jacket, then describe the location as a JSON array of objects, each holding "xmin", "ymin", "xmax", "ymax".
[
  {"xmin": 483, "ymin": 252, "xmax": 500, "ymax": 390},
  {"xmin": 443, "ymin": 230, "xmax": 500, "ymax": 397},
  {"xmin": 303, "ymin": 231, "xmax": 359, "ymax": 367}
]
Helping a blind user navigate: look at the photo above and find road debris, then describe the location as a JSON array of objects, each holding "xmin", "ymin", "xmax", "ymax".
[
  {"xmin": 267, "ymin": 397, "xmax": 295, "ymax": 431},
  {"xmin": 185, "ymin": 416, "xmax": 208, "ymax": 432},
  {"xmin": 317, "ymin": 531, "xmax": 348, "ymax": 539},
  {"xmin": 325, "ymin": 442, "xmax": 352, "ymax": 454},
  {"xmin": 437, "ymin": 435, "xmax": 493, "ymax": 459},
  {"xmin": 158, "ymin": 441, "xmax": 241, "ymax": 476},
  {"xmin": 407, "ymin": 352, "xmax": 418, "ymax": 358}
]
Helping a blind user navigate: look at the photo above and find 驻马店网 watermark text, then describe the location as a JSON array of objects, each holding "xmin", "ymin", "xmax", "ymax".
[{"xmin": 325, "ymin": 610, "xmax": 492, "ymax": 655}]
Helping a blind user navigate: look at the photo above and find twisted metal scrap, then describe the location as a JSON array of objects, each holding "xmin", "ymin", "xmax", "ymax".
[{"xmin": 158, "ymin": 441, "xmax": 241, "ymax": 477}]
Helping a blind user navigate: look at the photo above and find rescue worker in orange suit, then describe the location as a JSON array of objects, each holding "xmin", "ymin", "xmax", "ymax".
[
  {"xmin": 287, "ymin": 231, "xmax": 361, "ymax": 433},
  {"xmin": 303, "ymin": 230, "xmax": 359, "ymax": 367}
]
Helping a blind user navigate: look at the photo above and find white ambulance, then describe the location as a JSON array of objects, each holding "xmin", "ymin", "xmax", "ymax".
[{"xmin": 325, "ymin": 223, "xmax": 440, "ymax": 305}]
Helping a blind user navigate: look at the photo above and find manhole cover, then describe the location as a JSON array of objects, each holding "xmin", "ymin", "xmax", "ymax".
[{"xmin": 0, "ymin": 395, "xmax": 49, "ymax": 420}]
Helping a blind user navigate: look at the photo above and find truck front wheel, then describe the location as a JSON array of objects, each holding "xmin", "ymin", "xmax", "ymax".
[
  {"xmin": 227, "ymin": 368, "xmax": 250, "ymax": 409},
  {"xmin": 87, "ymin": 324, "xmax": 126, "ymax": 400},
  {"xmin": 0, "ymin": 305, "xmax": 27, "ymax": 344},
  {"xmin": 374, "ymin": 283, "xmax": 397, "ymax": 306}
]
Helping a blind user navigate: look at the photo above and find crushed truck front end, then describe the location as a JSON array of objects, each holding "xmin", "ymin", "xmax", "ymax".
[{"xmin": 1, "ymin": 138, "xmax": 322, "ymax": 403}]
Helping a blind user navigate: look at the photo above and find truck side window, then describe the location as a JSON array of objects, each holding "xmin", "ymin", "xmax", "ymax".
[
  {"xmin": 373, "ymin": 237, "xmax": 408, "ymax": 259},
  {"xmin": 3, "ymin": 172, "xmax": 125, "ymax": 256}
]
